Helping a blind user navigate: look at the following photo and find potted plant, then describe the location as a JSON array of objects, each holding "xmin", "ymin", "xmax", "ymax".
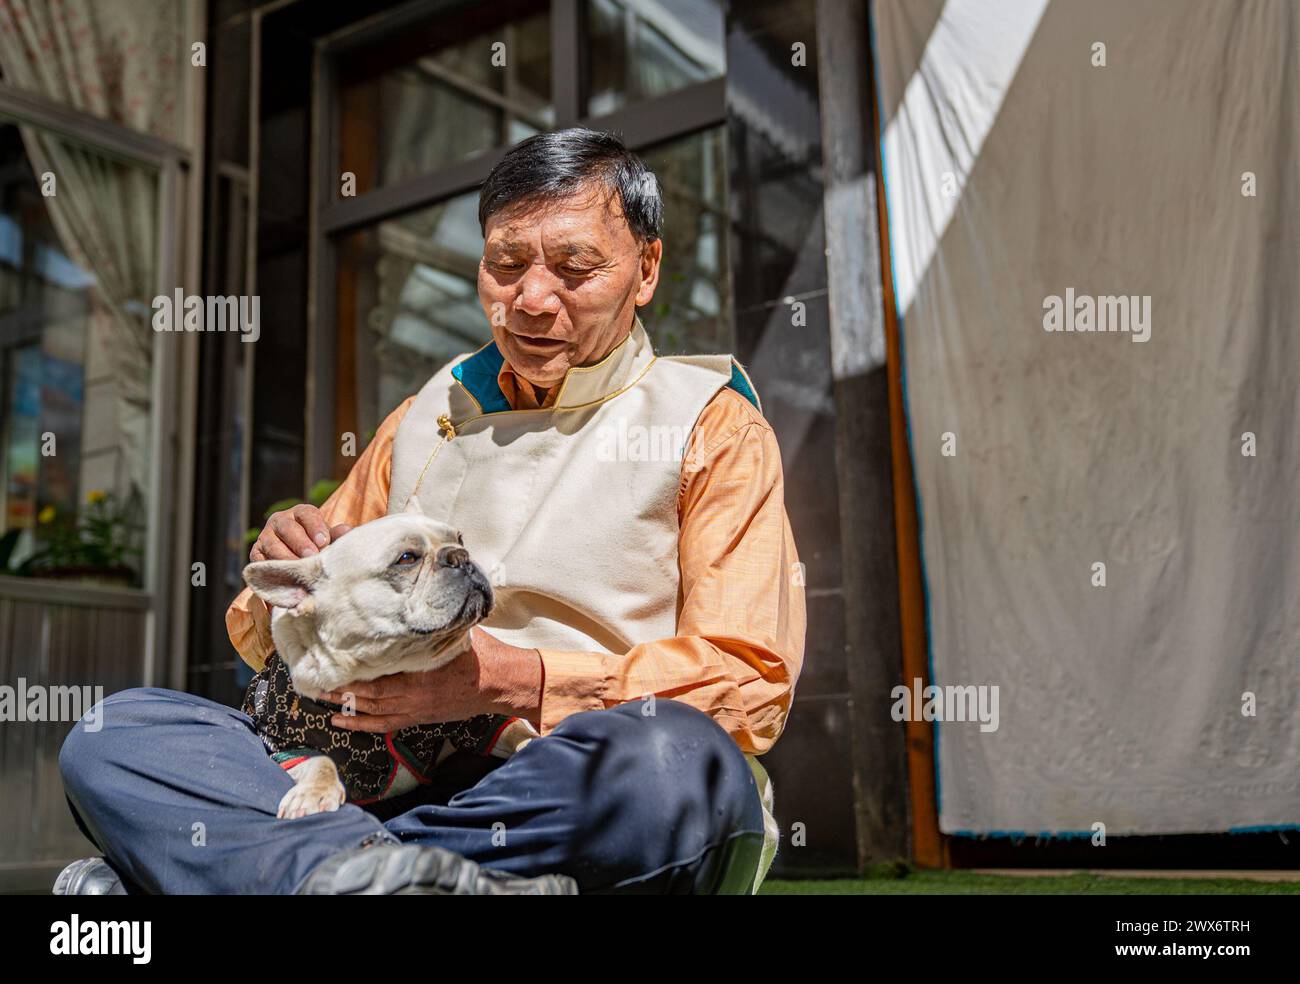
[{"xmin": 13, "ymin": 489, "xmax": 144, "ymax": 587}]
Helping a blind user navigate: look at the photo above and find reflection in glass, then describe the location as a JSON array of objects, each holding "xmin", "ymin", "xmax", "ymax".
[
  {"xmin": 640, "ymin": 127, "xmax": 731, "ymax": 355},
  {"xmin": 338, "ymin": 3, "xmax": 553, "ymax": 196},
  {"xmin": 336, "ymin": 126, "xmax": 731, "ymax": 442},
  {"xmin": 587, "ymin": 0, "xmax": 725, "ymax": 115},
  {"xmin": 335, "ymin": 191, "xmax": 490, "ymax": 447},
  {"xmin": 0, "ymin": 123, "xmax": 156, "ymax": 586}
]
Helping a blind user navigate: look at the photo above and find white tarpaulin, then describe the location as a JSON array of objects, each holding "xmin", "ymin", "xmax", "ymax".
[{"xmin": 872, "ymin": 0, "xmax": 1300, "ymax": 834}]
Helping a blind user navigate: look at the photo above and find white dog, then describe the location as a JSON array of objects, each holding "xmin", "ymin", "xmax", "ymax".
[{"xmin": 242, "ymin": 498, "xmax": 535, "ymax": 818}]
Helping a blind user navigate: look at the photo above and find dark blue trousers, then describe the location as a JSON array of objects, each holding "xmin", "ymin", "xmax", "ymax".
[{"xmin": 58, "ymin": 688, "xmax": 765, "ymax": 894}]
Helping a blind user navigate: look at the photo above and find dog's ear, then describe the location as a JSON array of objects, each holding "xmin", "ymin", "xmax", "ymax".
[
  {"xmin": 402, "ymin": 494, "xmax": 423, "ymax": 515},
  {"xmin": 242, "ymin": 555, "xmax": 323, "ymax": 612}
]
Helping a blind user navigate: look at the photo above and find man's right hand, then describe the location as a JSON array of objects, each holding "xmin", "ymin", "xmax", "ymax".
[{"xmin": 249, "ymin": 503, "xmax": 353, "ymax": 562}]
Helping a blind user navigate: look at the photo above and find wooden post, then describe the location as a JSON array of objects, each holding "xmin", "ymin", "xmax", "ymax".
[
  {"xmin": 866, "ymin": 21, "xmax": 949, "ymax": 869},
  {"xmin": 815, "ymin": 0, "xmax": 911, "ymax": 868}
]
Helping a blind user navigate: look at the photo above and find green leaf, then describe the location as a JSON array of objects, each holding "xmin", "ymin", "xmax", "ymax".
[
  {"xmin": 307, "ymin": 479, "xmax": 342, "ymax": 507},
  {"xmin": 0, "ymin": 528, "xmax": 21, "ymax": 571},
  {"xmin": 261, "ymin": 498, "xmax": 301, "ymax": 519}
]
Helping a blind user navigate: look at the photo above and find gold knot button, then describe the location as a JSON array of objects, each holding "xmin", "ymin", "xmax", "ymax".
[{"xmin": 437, "ymin": 413, "xmax": 456, "ymax": 439}]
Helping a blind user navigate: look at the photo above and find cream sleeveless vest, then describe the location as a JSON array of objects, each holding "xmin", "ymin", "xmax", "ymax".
[{"xmin": 387, "ymin": 316, "xmax": 779, "ymax": 892}]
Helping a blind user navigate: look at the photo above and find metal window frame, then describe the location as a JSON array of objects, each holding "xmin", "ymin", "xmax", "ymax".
[
  {"xmin": 304, "ymin": 0, "xmax": 726, "ymax": 483},
  {"xmin": 0, "ymin": 81, "xmax": 193, "ymax": 688}
]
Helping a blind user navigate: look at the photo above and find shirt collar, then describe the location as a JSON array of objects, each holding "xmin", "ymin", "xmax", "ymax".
[
  {"xmin": 451, "ymin": 315, "xmax": 656, "ymax": 417},
  {"xmin": 497, "ymin": 362, "xmax": 558, "ymax": 411}
]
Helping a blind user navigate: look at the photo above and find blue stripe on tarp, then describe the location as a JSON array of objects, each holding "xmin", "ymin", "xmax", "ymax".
[
  {"xmin": 450, "ymin": 342, "xmax": 511, "ymax": 414},
  {"xmin": 945, "ymin": 822, "xmax": 1300, "ymax": 839},
  {"xmin": 948, "ymin": 829, "xmax": 1099, "ymax": 841},
  {"xmin": 866, "ymin": 4, "xmax": 944, "ymax": 824}
]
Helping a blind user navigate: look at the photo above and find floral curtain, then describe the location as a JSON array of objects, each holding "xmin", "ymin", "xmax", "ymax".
[{"xmin": 0, "ymin": 0, "xmax": 183, "ymax": 142}]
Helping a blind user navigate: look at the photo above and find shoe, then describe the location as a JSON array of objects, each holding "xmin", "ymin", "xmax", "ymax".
[
  {"xmin": 53, "ymin": 857, "xmax": 126, "ymax": 895},
  {"xmin": 296, "ymin": 843, "xmax": 578, "ymax": 895}
]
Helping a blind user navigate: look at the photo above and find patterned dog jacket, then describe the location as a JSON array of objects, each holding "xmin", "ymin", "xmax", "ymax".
[{"xmin": 243, "ymin": 651, "xmax": 520, "ymax": 803}]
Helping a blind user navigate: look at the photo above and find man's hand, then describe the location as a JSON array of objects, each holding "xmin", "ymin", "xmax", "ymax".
[
  {"xmin": 250, "ymin": 503, "xmax": 352, "ymax": 561},
  {"xmin": 320, "ymin": 626, "xmax": 543, "ymax": 732}
]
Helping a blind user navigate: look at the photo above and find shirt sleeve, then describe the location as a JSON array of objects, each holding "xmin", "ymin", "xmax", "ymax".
[
  {"xmin": 536, "ymin": 387, "xmax": 807, "ymax": 754},
  {"xmin": 224, "ymin": 396, "xmax": 417, "ymax": 671}
]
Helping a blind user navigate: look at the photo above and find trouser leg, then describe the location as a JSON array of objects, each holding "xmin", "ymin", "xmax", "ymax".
[
  {"xmin": 59, "ymin": 687, "xmax": 389, "ymax": 894},
  {"xmin": 383, "ymin": 699, "xmax": 766, "ymax": 893}
]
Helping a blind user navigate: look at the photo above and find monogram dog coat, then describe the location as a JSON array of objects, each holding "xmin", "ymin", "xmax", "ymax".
[{"xmin": 243, "ymin": 651, "xmax": 518, "ymax": 803}]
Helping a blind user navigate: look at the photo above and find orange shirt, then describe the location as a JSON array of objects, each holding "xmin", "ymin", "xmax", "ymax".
[{"xmin": 226, "ymin": 359, "xmax": 805, "ymax": 754}]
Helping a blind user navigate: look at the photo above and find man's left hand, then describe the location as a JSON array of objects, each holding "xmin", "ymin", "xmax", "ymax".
[{"xmin": 320, "ymin": 626, "xmax": 543, "ymax": 732}]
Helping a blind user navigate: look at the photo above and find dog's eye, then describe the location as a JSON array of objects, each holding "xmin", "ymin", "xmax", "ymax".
[{"xmin": 394, "ymin": 551, "xmax": 421, "ymax": 566}]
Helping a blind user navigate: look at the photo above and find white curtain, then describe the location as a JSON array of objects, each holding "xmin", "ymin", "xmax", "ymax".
[{"xmin": 876, "ymin": 0, "xmax": 1300, "ymax": 835}]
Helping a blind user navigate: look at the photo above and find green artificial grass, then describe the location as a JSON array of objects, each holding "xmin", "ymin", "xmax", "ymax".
[{"xmin": 760, "ymin": 869, "xmax": 1300, "ymax": 895}]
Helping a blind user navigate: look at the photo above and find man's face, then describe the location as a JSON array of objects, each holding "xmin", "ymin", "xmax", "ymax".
[{"xmin": 478, "ymin": 183, "xmax": 662, "ymax": 388}]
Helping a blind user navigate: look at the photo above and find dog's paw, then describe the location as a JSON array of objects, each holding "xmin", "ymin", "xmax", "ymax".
[{"xmin": 277, "ymin": 780, "xmax": 346, "ymax": 819}]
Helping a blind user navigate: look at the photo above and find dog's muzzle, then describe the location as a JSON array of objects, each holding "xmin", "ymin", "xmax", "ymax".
[
  {"xmin": 458, "ymin": 564, "xmax": 493, "ymax": 621},
  {"xmin": 438, "ymin": 545, "xmax": 493, "ymax": 619}
]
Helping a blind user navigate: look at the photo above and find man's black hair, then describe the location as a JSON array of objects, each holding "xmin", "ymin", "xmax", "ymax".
[{"xmin": 478, "ymin": 127, "xmax": 663, "ymax": 242}]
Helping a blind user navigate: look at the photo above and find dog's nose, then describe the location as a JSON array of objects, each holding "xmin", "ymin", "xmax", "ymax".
[{"xmin": 437, "ymin": 545, "xmax": 470, "ymax": 569}]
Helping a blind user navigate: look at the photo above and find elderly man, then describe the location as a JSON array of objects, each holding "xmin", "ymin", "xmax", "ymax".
[{"xmin": 56, "ymin": 128, "xmax": 805, "ymax": 895}]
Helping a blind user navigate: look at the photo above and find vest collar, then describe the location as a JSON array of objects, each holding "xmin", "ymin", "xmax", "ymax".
[{"xmin": 451, "ymin": 315, "xmax": 656, "ymax": 416}]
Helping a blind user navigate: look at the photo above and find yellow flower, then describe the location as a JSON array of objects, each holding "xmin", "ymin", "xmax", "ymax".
[
  {"xmin": 38, "ymin": 505, "xmax": 56, "ymax": 524},
  {"xmin": 87, "ymin": 489, "xmax": 107, "ymax": 504}
]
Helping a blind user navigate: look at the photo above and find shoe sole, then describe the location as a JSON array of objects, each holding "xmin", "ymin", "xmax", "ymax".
[{"xmin": 304, "ymin": 844, "xmax": 578, "ymax": 895}]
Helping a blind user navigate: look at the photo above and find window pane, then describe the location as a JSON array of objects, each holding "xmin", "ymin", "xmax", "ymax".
[
  {"xmin": 0, "ymin": 123, "xmax": 158, "ymax": 587},
  {"xmin": 587, "ymin": 0, "xmax": 725, "ymax": 115},
  {"xmin": 333, "ymin": 126, "xmax": 730, "ymax": 445},
  {"xmin": 337, "ymin": 2, "xmax": 553, "ymax": 197},
  {"xmin": 334, "ymin": 191, "xmax": 490, "ymax": 452},
  {"xmin": 640, "ymin": 127, "xmax": 732, "ymax": 354}
]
